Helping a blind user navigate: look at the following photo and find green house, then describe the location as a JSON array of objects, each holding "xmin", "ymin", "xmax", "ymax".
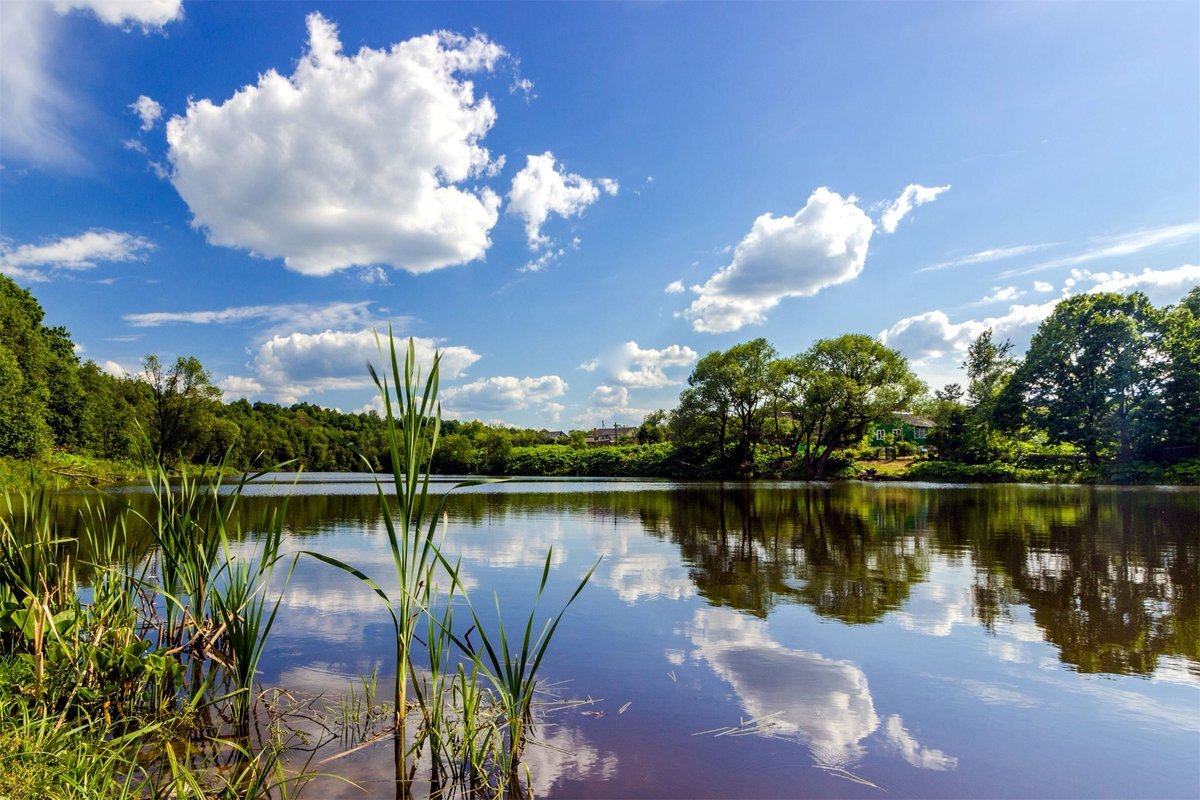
[{"xmin": 868, "ymin": 412, "xmax": 936, "ymax": 447}]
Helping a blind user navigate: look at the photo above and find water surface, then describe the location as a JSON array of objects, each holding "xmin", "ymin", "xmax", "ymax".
[{"xmin": 83, "ymin": 478, "xmax": 1200, "ymax": 797}]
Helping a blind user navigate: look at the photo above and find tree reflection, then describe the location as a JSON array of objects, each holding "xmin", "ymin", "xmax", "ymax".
[{"xmin": 34, "ymin": 481, "xmax": 1199, "ymax": 678}]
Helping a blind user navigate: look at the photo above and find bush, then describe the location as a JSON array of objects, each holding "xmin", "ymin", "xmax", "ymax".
[{"xmin": 1166, "ymin": 458, "xmax": 1200, "ymax": 485}]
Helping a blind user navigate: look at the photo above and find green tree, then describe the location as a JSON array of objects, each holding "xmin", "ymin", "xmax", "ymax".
[
  {"xmin": 637, "ymin": 409, "xmax": 669, "ymax": 444},
  {"xmin": 0, "ymin": 342, "xmax": 50, "ymax": 457},
  {"xmin": 0, "ymin": 276, "xmax": 53, "ymax": 456},
  {"xmin": 1009, "ymin": 292, "xmax": 1163, "ymax": 463},
  {"xmin": 1148, "ymin": 287, "xmax": 1200, "ymax": 460},
  {"xmin": 141, "ymin": 355, "xmax": 222, "ymax": 465},
  {"xmin": 780, "ymin": 335, "xmax": 924, "ymax": 478},
  {"xmin": 674, "ymin": 339, "xmax": 778, "ymax": 474}
]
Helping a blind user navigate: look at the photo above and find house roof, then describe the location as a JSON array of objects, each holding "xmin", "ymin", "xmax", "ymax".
[{"xmin": 896, "ymin": 412, "xmax": 936, "ymax": 428}]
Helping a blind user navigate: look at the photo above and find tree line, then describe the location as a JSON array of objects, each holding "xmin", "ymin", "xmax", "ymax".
[{"xmin": 2, "ymin": 274, "xmax": 1196, "ymax": 481}]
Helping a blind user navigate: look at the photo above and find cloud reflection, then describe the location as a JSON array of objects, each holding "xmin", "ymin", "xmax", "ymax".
[{"xmin": 688, "ymin": 608, "xmax": 956, "ymax": 774}]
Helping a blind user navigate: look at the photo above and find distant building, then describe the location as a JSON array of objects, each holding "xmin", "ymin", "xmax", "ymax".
[
  {"xmin": 538, "ymin": 429, "xmax": 568, "ymax": 443},
  {"xmin": 868, "ymin": 412, "xmax": 936, "ymax": 447},
  {"xmin": 584, "ymin": 425, "xmax": 638, "ymax": 447}
]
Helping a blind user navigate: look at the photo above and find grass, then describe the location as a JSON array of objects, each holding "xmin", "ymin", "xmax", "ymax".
[
  {"xmin": 0, "ymin": 332, "xmax": 598, "ymax": 799},
  {"xmin": 306, "ymin": 332, "xmax": 598, "ymax": 797}
]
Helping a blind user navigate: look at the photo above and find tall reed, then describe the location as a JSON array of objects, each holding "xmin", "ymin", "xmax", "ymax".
[{"xmin": 306, "ymin": 331, "xmax": 598, "ymax": 796}]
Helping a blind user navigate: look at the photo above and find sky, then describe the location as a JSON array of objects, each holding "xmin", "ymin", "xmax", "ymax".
[{"xmin": 1, "ymin": 1, "xmax": 1198, "ymax": 429}]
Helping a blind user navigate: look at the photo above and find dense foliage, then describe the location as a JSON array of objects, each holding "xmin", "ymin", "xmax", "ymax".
[{"xmin": 2, "ymin": 276, "xmax": 1197, "ymax": 482}]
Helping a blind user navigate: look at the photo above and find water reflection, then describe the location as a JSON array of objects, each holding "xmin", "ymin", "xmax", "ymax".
[
  {"xmin": 22, "ymin": 479, "xmax": 1199, "ymax": 797},
  {"xmin": 688, "ymin": 607, "xmax": 957, "ymax": 777},
  {"xmin": 39, "ymin": 481, "xmax": 1200, "ymax": 679}
]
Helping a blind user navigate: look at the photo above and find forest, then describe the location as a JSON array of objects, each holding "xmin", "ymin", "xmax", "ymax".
[{"xmin": 2, "ymin": 274, "xmax": 1197, "ymax": 483}]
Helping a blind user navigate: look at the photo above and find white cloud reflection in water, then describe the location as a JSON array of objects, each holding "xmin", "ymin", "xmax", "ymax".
[{"xmin": 687, "ymin": 608, "xmax": 957, "ymax": 775}]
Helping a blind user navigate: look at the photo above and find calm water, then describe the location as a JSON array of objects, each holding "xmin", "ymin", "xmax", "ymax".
[{"xmin": 91, "ymin": 478, "xmax": 1200, "ymax": 797}]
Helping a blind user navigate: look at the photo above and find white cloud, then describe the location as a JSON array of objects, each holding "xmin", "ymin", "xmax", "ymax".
[
  {"xmin": 1080, "ymin": 264, "xmax": 1200, "ymax": 304},
  {"xmin": 1001, "ymin": 222, "xmax": 1200, "ymax": 278},
  {"xmin": 235, "ymin": 329, "xmax": 480, "ymax": 403},
  {"xmin": 682, "ymin": 188, "xmax": 874, "ymax": 333},
  {"xmin": 0, "ymin": 230, "xmax": 154, "ymax": 281},
  {"xmin": 122, "ymin": 138, "xmax": 148, "ymax": 154},
  {"xmin": 441, "ymin": 375, "xmax": 567, "ymax": 418},
  {"xmin": 519, "ymin": 247, "xmax": 565, "ymax": 273},
  {"xmin": 123, "ymin": 300, "xmax": 376, "ymax": 332},
  {"xmin": 976, "ymin": 285, "xmax": 1024, "ymax": 305},
  {"xmin": 664, "ymin": 280, "xmax": 685, "ymax": 294},
  {"xmin": 128, "ymin": 95, "xmax": 162, "ymax": 131},
  {"xmin": 508, "ymin": 76, "xmax": 536, "ymax": 101},
  {"xmin": 52, "ymin": 0, "xmax": 183, "ymax": 28},
  {"xmin": 0, "ymin": 1, "xmax": 181, "ymax": 168},
  {"xmin": 880, "ymin": 264, "xmax": 1199, "ymax": 388},
  {"xmin": 916, "ymin": 242, "xmax": 1058, "ymax": 274},
  {"xmin": 879, "ymin": 184, "xmax": 950, "ymax": 234},
  {"xmin": 583, "ymin": 341, "xmax": 698, "ymax": 389},
  {"xmin": 166, "ymin": 13, "xmax": 505, "ymax": 276},
  {"xmin": 507, "ymin": 152, "xmax": 617, "ymax": 249},
  {"xmin": 572, "ymin": 384, "xmax": 654, "ymax": 428},
  {"xmin": 1033, "ymin": 280, "xmax": 1054, "ymax": 293},
  {"xmin": 218, "ymin": 375, "xmax": 265, "ymax": 399},
  {"xmin": 879, "ymin": 299, "xmax": 1059, "ymax": 366},
  {"xmin": 99, "ymin": 360, "xmax": 131, "ymax": 378}
]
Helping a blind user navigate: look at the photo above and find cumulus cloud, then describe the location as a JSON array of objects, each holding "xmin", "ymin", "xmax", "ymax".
[
  {"xmin": 441, "ymin": 375, "xmax": 567, "ymax": 418},
  {"xmin": 123, "ymin": 300, "xmax": 376, "ymax": 332},
  {"xmin": 581, "ymin": 341, "xmax": 698, "ymax": 389},
  {"xmin": 1033, "ymin": 280, "xmax": 1054, "ymax": 293},
  {"xmin": 879, "ymin": 264, "xmax": 1199, "ymax": 388},
  {"xmin": 218, "ymin": 375, "xmax": 265, "ymax": 400},
  {"xmin": 0, "ymin": 1, "xmax": 181, "ymax": 168},
  {"xmin": 166, "ymin": 13, "xmax": 506, "ymax": 276},
  {"xmin": 53, "ymin": 0, "xmax": 183, "ymax": 28},
  {"xmin": 976, "ymin": 286, "xmax": 1024, "ymax": 305},
  {"xmin": 226, "ymin": 329, "xmax": 480, "ymax": 404},
  {"xmin": 1079, "ymin": 264, "xmax": 1200, "ymax": 305},
  {"xmin": 682, "ymin": 188, "xmax": 874, "ymax": 333},
  {"xmin": 507, "ymin": 152, "xmax": 617, "ymax": 249},
  {"xmin": 879, "ymin": 300, "xmax": 1059, "ymax": 365},
  {"xmin": 879, "ymin": 184, "xmax": 950, "ymax": 234},
  {"xmin": 1001, "ymin": 222, "xmax": 1200, "ymax": 278},
  {"xmin": 916, "ymin": 242, "xmax": 1058, "ymax": 274},
  {"xmin": 128, "ymin": 95, "xmax": 163, "ymax": 131},
  {"xmin": 1, "ymin": 230, "xmax": 154, "ymax": 281},
  {"xmin": 664, "ymin": 280, "xmax": 685, "ymax": 294},
  {"xmin": 572, "ymin": 384, "xmax": 655, "ymax": 428}
]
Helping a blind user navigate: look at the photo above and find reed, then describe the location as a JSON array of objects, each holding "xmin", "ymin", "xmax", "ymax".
[
  {"xmin": 305, "ymin": 331, "xmax": 598, "ymax": 796},
  {"xmin": 211, "ymin": 499, "xmax": 296, "ymax": 720}
]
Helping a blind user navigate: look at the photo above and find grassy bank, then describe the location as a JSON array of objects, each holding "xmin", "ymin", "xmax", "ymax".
[
  {"xmin": 1, "ymin": 337, "xmax": 597, "ymax": 798},
  {"xmin": 0, "ymin": 453, "xmax": 144, "ymax": 491}
]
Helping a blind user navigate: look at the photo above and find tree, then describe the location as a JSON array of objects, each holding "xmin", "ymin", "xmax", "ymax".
[
  {"xmin": 959, "ymin": 329, "xmax": 1019, "ymax": 462},
  {"xmin": 637, "ymin": 410, "xmax": 669, "ymax": 444},
  {"xmin": 1009, "ymin": 292, "xmax": 1163, "ymax": 463},
  {"xmin": 0, "ymin": 342, "xmax": 50, "ymax": 458},
  {"xmin": 1142, "ymin": 286, "xmax": 1200, "ymax": 460},
  {"xmin": 141, "ymin": 355, "xmax": 222, "ymax": 465},
  {"xmin": 779, "ymin": 335, "xmax": 924, "ymax": 478},
  {"xmin": 674, "ymin": 339, "xmax": 778, "ymax": 474}
]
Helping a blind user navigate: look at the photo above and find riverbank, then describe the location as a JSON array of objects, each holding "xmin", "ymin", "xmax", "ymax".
[{"xmin": 0, "ymin": 453, "xmax": 144, "ymax": 491}]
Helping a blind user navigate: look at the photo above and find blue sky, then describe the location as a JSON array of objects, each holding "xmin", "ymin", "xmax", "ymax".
[{"xmin": 2, "ymin": 1, "xmax": 1198, "ymax": 428}]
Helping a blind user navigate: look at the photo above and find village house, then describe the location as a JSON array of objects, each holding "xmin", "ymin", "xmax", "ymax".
[
  {"xmin": 868, "ymin": 412, "xmax": 936, "ymax": 447},
  {"xmin": 584, "ymin": 425, "xmax": 638, "ymax": 447}
]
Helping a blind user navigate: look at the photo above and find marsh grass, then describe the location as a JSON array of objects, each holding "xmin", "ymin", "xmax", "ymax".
[
  {"xmin": 1, "ymin": 333, "xmax": 598, "ymax": 799},
  {"xmin": 306, "ymin": 332, "xmax": 599, "ymax": 798},
  {"xmin": 0, "ymin": 453, "xmax": 309, "ymax": 798}
]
